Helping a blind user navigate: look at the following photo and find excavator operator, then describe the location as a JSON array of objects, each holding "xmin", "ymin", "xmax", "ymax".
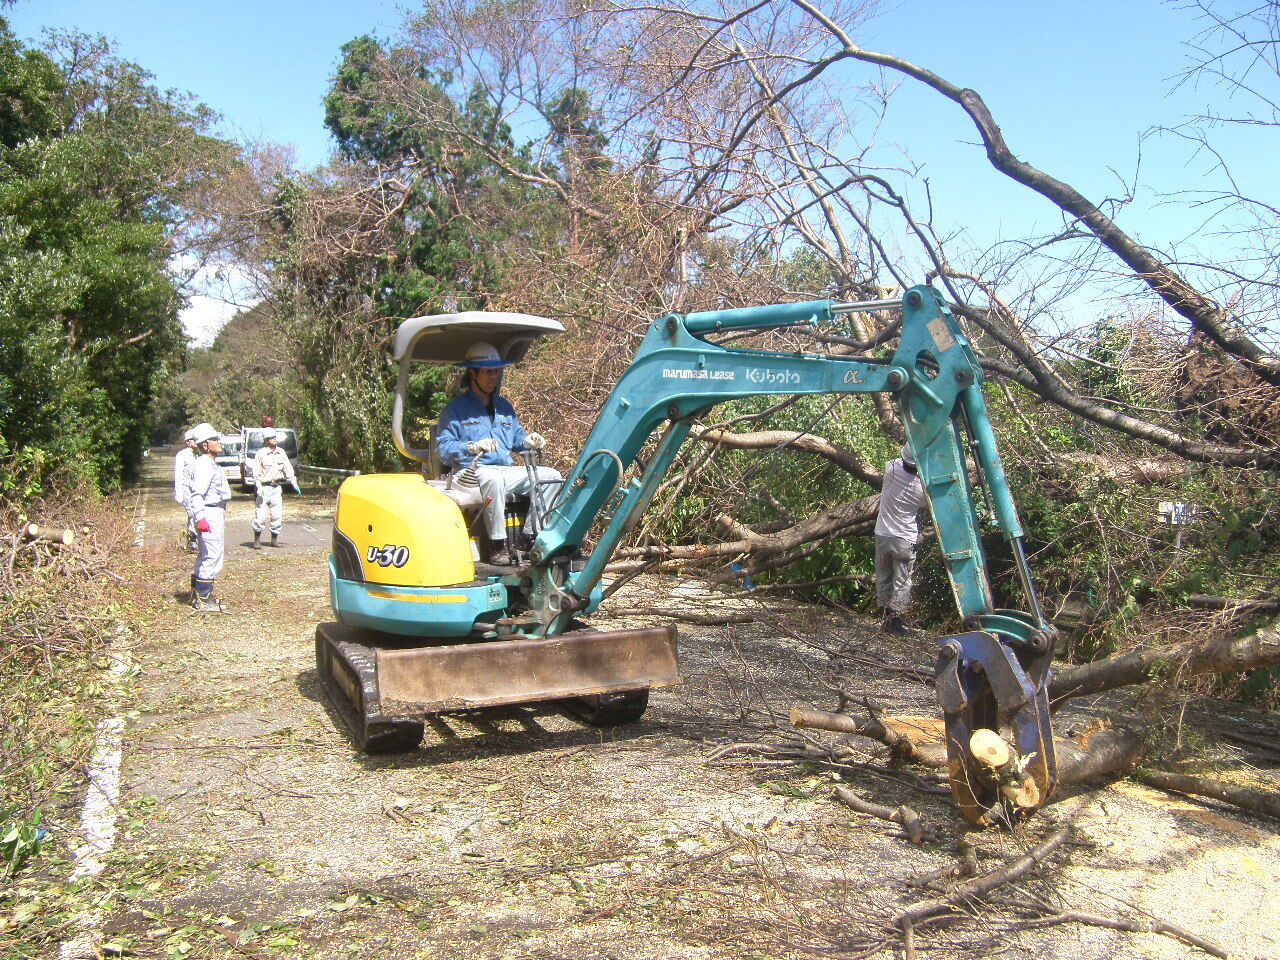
[{"xmin": 436, "ymin": 341, "xmax": 561, "ymax": 565}]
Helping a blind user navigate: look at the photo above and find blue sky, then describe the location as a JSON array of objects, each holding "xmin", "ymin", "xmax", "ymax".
[
  {"xmin": 7, "ymin": 0, "xmax": 1261, "ymax": 340},
  {"xmin": 7, "ymin": 0, "xmax": 403, "ymax": 170},
  {"xmin": 863, "ymin": 1, "xmax": 1254, "ymax": 252}
]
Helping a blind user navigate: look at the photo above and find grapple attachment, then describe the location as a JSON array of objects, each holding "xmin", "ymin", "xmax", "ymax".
[{"xmin": 935, "ymin": 611, "xmax": 1057, "ymax": 825}]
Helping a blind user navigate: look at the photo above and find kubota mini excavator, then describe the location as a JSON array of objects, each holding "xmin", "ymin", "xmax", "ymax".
[{"xmin": 316, "ymin": 286, "xmax": 1057, "ymax": 824}]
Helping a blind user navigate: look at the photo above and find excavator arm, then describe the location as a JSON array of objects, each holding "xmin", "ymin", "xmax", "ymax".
[{"xmin": 523, "ymin": 285, "xmax": 1056, "ymax": 823}]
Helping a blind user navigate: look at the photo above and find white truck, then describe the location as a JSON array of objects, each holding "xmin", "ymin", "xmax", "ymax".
[{"xmin": 238, "ymin": 426, "xmax": 299, "ymax": 491}]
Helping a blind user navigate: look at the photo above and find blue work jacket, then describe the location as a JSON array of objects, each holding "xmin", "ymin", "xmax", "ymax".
[{"xmin": 436, "ymin": 391, "xmax": 530, "ymax": 469}]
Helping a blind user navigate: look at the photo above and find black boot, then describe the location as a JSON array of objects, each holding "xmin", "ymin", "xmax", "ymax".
[
  {"xmin": 191, "ymin": 577, "xmax": 220, "ymax": 611},
  {"xmin": 269, "ymin": 532, "xmax": 279, "ymax": 548},
  {"xmin": 882, "ymin": 613, "xmax": 909, "ymax": 637},
  {"xmin": 252, "ymin": 531, "xmax": 261, "ymax": 550},
  {"xmin": 485, "ymin": 537, "xmax": 512, "ymax": 566}
]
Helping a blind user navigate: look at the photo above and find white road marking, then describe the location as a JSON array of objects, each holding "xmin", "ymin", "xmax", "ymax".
[
  {"xmin": 60, "ymin": 486, "xmax": 143, "ymax": 958},
  {"xmin": 132, "ymin": 489, "xmax": 148, "ymax": 547},
  {"xmin": 58, "ymin": 653, "xmax": 133, "ymax": 959},
  {"xmin": 68, "ymin": 720, "xmax": 125, "ymax": 865}
]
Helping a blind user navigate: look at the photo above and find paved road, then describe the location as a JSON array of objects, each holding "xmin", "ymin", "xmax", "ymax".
[
  {"xmin": 141, "ymin": 447, "xmax": 333, "ymax": 564},
  {"xmin": 96, "ymin": 452, "xmax": 1280, "ymax": 960}
]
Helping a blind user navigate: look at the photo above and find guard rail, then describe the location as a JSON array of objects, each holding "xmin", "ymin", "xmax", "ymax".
[{"xmin": 297, "ymin": 464, "xmax": 361, "ymax": 479}]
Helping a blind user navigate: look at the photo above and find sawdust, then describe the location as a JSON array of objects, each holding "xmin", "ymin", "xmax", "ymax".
[{"xmin": 92, "ymin": 458, "xmax": 1280, "ymax": 960}]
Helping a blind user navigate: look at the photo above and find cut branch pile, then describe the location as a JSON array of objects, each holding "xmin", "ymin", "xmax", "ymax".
[{"xmin": 0, "ymin": 492, "xmax": 136, "ymax": 831}]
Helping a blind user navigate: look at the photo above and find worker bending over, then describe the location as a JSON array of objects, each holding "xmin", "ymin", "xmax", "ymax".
[
  {"xmin": 875, "ymin": 443, "xmax": 928, "ymax": 637},
  {"xmin": 184, "ymin": 422, "xmax": 232, "ymax": 612},
  {"xmin": 436, "ymin": 341, "xmax": 561, "ymax": 565},
  {"xmin": 250, "ymin": 428, "xmax": 300, "ymax": 549}
]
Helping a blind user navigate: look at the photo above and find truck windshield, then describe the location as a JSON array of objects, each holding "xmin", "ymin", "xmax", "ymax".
[{"xmin": 245, "ymin": 430, "xmax": 298, "ymax": 460}]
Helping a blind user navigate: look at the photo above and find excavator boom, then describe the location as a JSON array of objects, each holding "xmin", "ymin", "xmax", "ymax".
[{"xmin": 518, "ymin": 285, "xmax": 1056, "ymax": 822}]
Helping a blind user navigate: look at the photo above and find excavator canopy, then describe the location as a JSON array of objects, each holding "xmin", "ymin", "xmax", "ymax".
[{"xmin": 394, "ymin": 311, "xmax": 564, "ymax": 365}]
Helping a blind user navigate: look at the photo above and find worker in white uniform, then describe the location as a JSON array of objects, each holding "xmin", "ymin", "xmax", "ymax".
[
  {"xmin": 250, "ymin": 428, "xmax": 300, "ymax": 549},
  {"xmin": 875, "ymin": 443, "xmax": 928, "ymax": 637},
  {"xmin": 173, "ymin": 428, "xmax": 198, "ymax": 551},
  {"xmin": 184, "ymin": 422, "xmax": 232, "ymax": 611}
]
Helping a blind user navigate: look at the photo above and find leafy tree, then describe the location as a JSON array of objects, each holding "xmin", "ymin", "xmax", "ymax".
[
  {"xmin": 0, "ymin": 20, "xmax": 235, "ymax": 491},
  {"xmin": 545, "ymin": 86, "xmax": 612, "ymax": 176},
  {"xmin": 0, "ymin": 17, "xmax": 59, "ymax": 149},
  {"xmin": 239, "ymin": 34, "xmax": 568, "ymax": 472},
  {"xmin": 323, "ymin": 34, "xmax": 535, "ymax": 319}
]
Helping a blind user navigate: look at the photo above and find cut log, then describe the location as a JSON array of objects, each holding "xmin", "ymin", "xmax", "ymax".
[
  {"xmin": 1133, "ymin": 769, "xmax": 1280, "ymax": 821},
  {"xmin": 792, "ymin": 706, "xmax": 1146, "ymax": 799},
  {"xmin": 789, "ymin": 705, "xmax": 948, "ymax": 767},
  {"xmin": 1001, "ymin": 776, "xmax": 1042, "ymax": 809},
  {"xmin": 969, "ymin": 728, "xmax": 1010, "ymax": 768},
  {"xmin": 1051, "ymin": 624, "xmax": 1280, "ymax": 704},
  {"xmin": 967, "ymin": 729, "xmax": 1040, "ymax": 809},
  {"xmin": 24, "ymin": 523, "xmax": 75, "ymax": 546}
]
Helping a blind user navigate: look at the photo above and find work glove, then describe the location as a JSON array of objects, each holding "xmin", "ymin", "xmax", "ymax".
[
  {"xmin": 292, "ymin": 483, "xmax": 302, "ymax": 496},
  {"xmin": 466, "ymin": 437, "xmax": 499, "ymax": 455},
  {"xmin": 524, "ymin": 432, "xmax": 547, "ymax": 451},
  {"xmin": 196, "ymin": 517, "xmax": 211, "ymax": 533}
]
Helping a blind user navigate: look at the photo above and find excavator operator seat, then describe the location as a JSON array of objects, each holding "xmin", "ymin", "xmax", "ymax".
[
  {"xmin": 423, "ymin": 421, "xmax": 535, "ymax": 542},
  {"xmin": 392, "ymin": 310, "xmax": 565, "ymax": 471}
]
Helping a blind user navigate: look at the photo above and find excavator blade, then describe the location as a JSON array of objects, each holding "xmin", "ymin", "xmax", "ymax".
[
  {"xmin": 315, "ymin": 621, "xmax": 680, "ymax": 752},
  {"xmin": 936, "ymin": 630, "xmax": 1057, "ymax": 825}
]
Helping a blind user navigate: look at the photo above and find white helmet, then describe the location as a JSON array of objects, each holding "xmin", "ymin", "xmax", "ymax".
[
  {"xmin": 261, "ymin": 428, "xmax": 278, "ymax": 441},
  {"xmin": 458, "ymin": 341, "xmax": 512, "ymax": 369},
  {"xmin": 183, "ymin": 428, "xmax": 197, "ymax": 442},
  {"xmin": 900, "ymin": 443, "xmax": 916, "ymax": 467},
  {"xmin": 190, "ymin": 422, "xmax": 220, "ymax": 446}
]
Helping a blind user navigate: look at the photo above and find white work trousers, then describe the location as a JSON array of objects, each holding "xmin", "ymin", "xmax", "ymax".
[
  {"xmin": 195, "ymin": 505, "xmax": 226, "ymax": 582},
  {"xmin": 476, "ymin": 464, "xmax": 562, "ymax": 539},
  {"xmin": 875, "ymin": 534, "xmax": 917, "ymax": 614},
  {"xmin": 253, "ymin": 483, "xmax": 284, "ymax": 535}
]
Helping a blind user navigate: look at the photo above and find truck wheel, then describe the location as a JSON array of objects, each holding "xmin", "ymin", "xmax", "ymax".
[{"xmin": 570, "ymin": 689, "xmax": 649, "ymax": 727}]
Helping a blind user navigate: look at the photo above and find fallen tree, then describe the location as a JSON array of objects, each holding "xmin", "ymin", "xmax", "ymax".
[{"xmin": 1050, "ymin": 622, "xmax": 1280, "ymax": 704}]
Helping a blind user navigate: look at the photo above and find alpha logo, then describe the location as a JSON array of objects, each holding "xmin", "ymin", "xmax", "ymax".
[
  {"xmin": 367, "ymin": 544, "xmax": 410, "ymax": 568},
  {"xmin": 662, "ymin": 368, "xmax": 736, "ymax": 380},
  {"xmin": 746, "ymin": 368, "xmax": 801, "ymax": 385},
  {"xmin": 843, "ymin": 369, "xmax": 867, "ymax": 384}
]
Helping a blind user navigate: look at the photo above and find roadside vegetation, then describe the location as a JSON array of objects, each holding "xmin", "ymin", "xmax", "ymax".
[
  {"xmin": 0, "ymin": 13, "xmax": 236, "ymax": 946},
  {"xmin": 0, "ymin": 458, "xmax": 146, "ymax": 953}
]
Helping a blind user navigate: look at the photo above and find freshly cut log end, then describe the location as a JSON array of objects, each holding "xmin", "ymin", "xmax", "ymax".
[
  {"xmin": 969, "ymin": 728, "xmax": 1011, "ymax": 768},
  {"xmin": 1000, "ymin": 776, "xmax": 1042, "ymax": 809}
]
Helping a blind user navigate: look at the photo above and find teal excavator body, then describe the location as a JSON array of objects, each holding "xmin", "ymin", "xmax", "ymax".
[{"xmin": 318, "ymin": 286, "xmax": 1056, "ymax": 825}]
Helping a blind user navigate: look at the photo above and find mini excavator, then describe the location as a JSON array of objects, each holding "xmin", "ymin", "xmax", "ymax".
[{"xmin": 316, "ymin": 286, "xmax": 1058, "ymax": 824}]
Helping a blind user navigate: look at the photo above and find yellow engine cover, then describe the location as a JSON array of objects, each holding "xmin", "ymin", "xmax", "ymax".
[{"xmin": 335, "ymin": 474, "xmax": 475, "ymax": 587}]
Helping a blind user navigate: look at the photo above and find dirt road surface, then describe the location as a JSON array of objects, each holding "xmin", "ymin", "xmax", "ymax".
[{"xmin": 76, "ymin": 456, "xmax": 1280, "ymax": 959}]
